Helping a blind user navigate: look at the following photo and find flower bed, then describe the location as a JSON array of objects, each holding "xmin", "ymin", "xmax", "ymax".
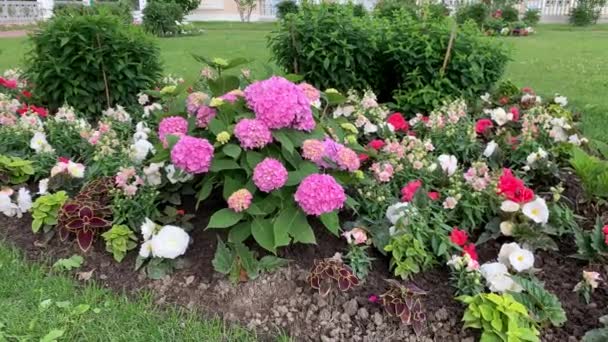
[{"xmin": 1, "ymin": 62, "xmax": 607, "ymax": 341}]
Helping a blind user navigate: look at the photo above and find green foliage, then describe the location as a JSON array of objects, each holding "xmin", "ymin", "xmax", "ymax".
[
  {"xmin": 212, "ymin": 238, "xmax": 288, "ymax": 283},
  {"xmin": 522, "ymin": 9, "xmax": 540, "ymax": 26},
  {"xmin": 53, "ymin": 0, "xmax": 134, "ymax": 24},
  {"xmin": 500, "ymin": 6, "xmax": 519, "ymax": 22},
  {"xmin": 510, "ymin": 275, "xmax": 567, "ymax": 327},
  {"xmin": 374, "ymin": 0, "xmax": 417, "ymax": 18},
  {"xmin": 101, "ymin": 224, "xmax": 138, "ymax": 262},
  {"xmin": 31, "ymin": 191, "xmax": 69, "ymax": 234},
  {"xmin": 276, "ymin": 0, "xmax": 299, "ymax": 19},
  {"xmin": 25, "ymin": 13, "xmax": 162, "ymax": 120},
  {"xmin": 0, "ymin": 154, "xmax": 35, "ymax": 185},
  {"xmin": 52, "ymin": 255, "xmax": 84, "ymax": 271},
  {"xmin": 142, "ymin": 1, "xmax": 184, "ymax": 37},
  {"xmin": 344, "ymin": 244, "xmax": 374, "ymax": 279},
  {"xmin": 573, "ymin": 217, "xmax": 608, "ymax": 262},
  {"xmin": 456, "ymin": 3, "xmax": 490, "ymax": 27},
  {"xmin": 569, "ymin": 147, "xmax": 608, "ymax": 199},
  {"xmin": 385, "ymin": 233, "xmax": 434, "ymax": 279},
  {"xmin": 111, "ymin": 187, "xmax": 160, "ymax": 231},
  {"xmin": 458, "ymin": 292, "xmax": 540, "ymax": 342},
  {"xmin": 165, "ymin": 0, "xmax": 202, "ymax": 13},
  {"xmin": 570, "ymin": 0, "xmax": 607, "ymax": 26},
  {"xmin": 583, "ymin": 315, "xmax": 608, "ymax": 342}
]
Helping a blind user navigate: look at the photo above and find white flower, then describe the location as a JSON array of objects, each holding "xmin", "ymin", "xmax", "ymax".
[
  {"xmin": 489, "ymin": 108, "xmax": 512, "ymax": 126},
  {"xmin": 16, "ymin": 187, "xmax": 32, "ymax": 213},
  {"xmin": 38, "ymin": 178, "xmax": 49, "ymax": 195},
  {"xmin": 143, "ymin": 103, "xmax": 163, "ymax": 118},
  {"xmin": 569, "ymin": 134, "xmax": 582, "ymax": 146},
  {"xmin": 443, "ymin": 196, "xmax": 458, "ymax": 209},
  {"xmin": 332, "ymin": 105, "xmax": 355, "ymax": 118},
  {"xmin": 483, "ymin": 141, "xmax": 498, "ymax": 158},
  {"xmin": 500, "ymin": 221, "xmax": 514, "ymax": 236},
  {"xmin": 500, "ymin": 200, "xmax": 520, "ymax": 212},
  {"xmin": 0, "ymin": 190, "xmax": 18, "ymax": 217},
  {"xmin": 385, "ymin": 202, "xmax": 409, "ymax": 225},
  {"xmin": 30, "ymin": 132, "xmax": 54, "ymax": 154},
  {"xmin": 554, "ymin": 94, "xmax": 568, "ymax": 107},
  {"xmin": 480, "ymin": 93, "xmax": 491, "ymax": 103},
  {"xmin": 148, "ymin": 225, "xmax": 190, "ymax": 259},
  {"xmin": 500, "ymin": 27, "xmax": 510, "ymax": 35},
  {"xmin": 388, "ymin": 225, "xmax": 396, "ymax": 236},
  {"xmin": 139, "ymin": 240, "xmax": 152, "ymax": 258},
  {"xmin": 130, "ymin": 139, "xmax": 155, "ymax": 164},
  {"xmin": 526, "ymin": 152, "xmax": 538, "ymax": 165},
  {"xmin": 508, "ymin": 248, "xmax": 535, "ymax": 272},
  {"xmin": 480, "ymin": 262, "xmax": 522, "ymax": 293},
  {"xmin": 537, "ymin": 148, "xmax": 548, "ymax": 159},
  {"xmin": 50, "ymin": 161, "xmax": 68, "ymax": 177},
  {"xmin": 144, "ymin": 162, "xmax": 164, "ymax": 186},
  {"xmin": 583, "ymin": 271, "xmax": 601, "ymax": 289},
  {"xmin": 437, "ymin": 154, "xmax": 458, "ymax": 176},
  {"xmin": 66, "ymin": 161, "xmax": 85, "ymax": 178},
  {"xmin": 498, "ymin": 242, "xmax": 522, "ymax": 266},
  {"xmin": 138, "ymin": 93, "xmax": 149, "ymax": 105},
  {"xmin": 550, "ymin": 126, "xmax": 568, "ymax": 142},
  {"xmin": 165, "ymin": 164, "xmax": 193, "ymax": 184},
  {"xmin": 427, "ymin": 163, "xmax": 438, "ymax": 172},
  {"xmin": 363, "ymin": 121, "xmax": 378, "ymax": 134},
  {"xmin": 522, "ymin": 197, "xmax": 549, "ymax": 224},
  {"xmin": 141, "ymin": 217, "xmax": 157, "ymax": 241}
]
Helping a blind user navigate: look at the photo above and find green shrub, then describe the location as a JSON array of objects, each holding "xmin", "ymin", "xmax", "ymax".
[
  {"xmin": 374, "ymin": 0, "xmax": 417, "ymax": 18},
  {"xmin": 425, "ymin": 3, "xmax": 450, "ymax": 20},
  {"xmin": 53, "ymin": 0, "xmax": 134, "ymax": 24},
  {"xmin": 276, "ymin": 0, "xmax": 298, "ymax": 19},
  {"xmin": 170, "ymin": 0, "xmax": 202, "ymax": 13},
  {"xmin": 142, "ymin": 1, "xmax": 185, "ymax": 36},
  {"xmin": 569, "ymin": 0, "xmax": 606, "ymax": 26},
  {"xmin": 500, "ymin": 6, "xmax": 519, "ymax": 22},
  {"xmin": 456, "ymin": 3, "xmax": 489, "ymax": 27},
  {"xmin": 25, "ymin": 13, "xmax": 161, "ymax": 120},
  {"xmin": 352, "ymin": 3, "xmax": 367, "ymax": 17},
  {"xmin": 523, "ymin": 8, "xmax": 540, "ymax": 26}
]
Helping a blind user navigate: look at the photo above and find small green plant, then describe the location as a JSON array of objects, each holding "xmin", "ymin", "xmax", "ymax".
[
  {"xmin": 385, "ymin": 233, "xmax": 434, "ymax": 279},
  {"xmin": 101, "ymin": 225, "xmax": 138, "ymax": 262},
  {"xmin": 157, "ymin": 206, "xmax": 195, "ymax": 231},
  {"xmin": 0, "ymin": 154, "xmax": 35, "ymax": 185},
  {"xmin": 344, "ymin": 245, "xmax": 374, "ymax": 280},
  {"xmin": 511, "ymin": 275, "xmax": 567, "ymax": 327},
  {"xmin": 574, "ymin": 217, "xmax": 608, "ymax": 262},
  {"xmin": 212, "ymin": 238, "xmax": 288, "ymax": 284},
  {"xmin": 570, "ymin": 0, "xmax": 606, "ymax": 26},
  {"xmin": 522, "ymin": 9, "xmax": 540, "ymax": 26},
  {"xmin": 458, "ymin": 292, "xmax": 540, "ymax": 342},
  {"xmin": 569, "ymin": 147, "xmax": 608, "ymax": 199},
  {"xmin": 456, "ymin": 3, "xmax": 490, "ymax": 27},
  {"xmin": 31, "ymin": 191, "xmax": 69, "ymax": 234},
  {"xmin": 276, "ymin": 0, "xmax": 299, "ymax": 19},
  {"xmin": 583, "ymin": 315, "xmax": 608, "ymax": 341},
  {"xmin": 142, "ymin": 1, "xmax": 184, "ymax": 36},
  {"xmin": 500, "ymin": 6, "xmax": 519, "ymax": 22},
  {"xmin": 52, "ymin": 255, "xmax": 84, "ymax": 271},
  {"xmin": 307, "ymin": 255, "xmax": 360, "ymax": 296},
  {"xmin": 380, "ymin": 279, "xmax": 427, "ymax": 336}
]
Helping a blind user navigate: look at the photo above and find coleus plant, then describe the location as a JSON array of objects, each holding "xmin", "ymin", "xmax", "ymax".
[
  {"xmin": 307, "ymin": 254, "xmax": 360, "ymax": 296},
  {"xmin": 380, "ymin": 279, "xmax": 427, "ymax": 336}
]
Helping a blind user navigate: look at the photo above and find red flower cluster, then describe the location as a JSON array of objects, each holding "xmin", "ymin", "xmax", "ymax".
[
  {"xmin": 449, "ymin": 227, "xmax": 478, "ymax": 261},
  {"xmin": 497, "ymin": 169, "xmax": 534, "ymax": 203},
  {"xmin": 387, "ymin": 113, "xmax": 409, "ymax": 132},
  {"xmin": 368, "ymin": 139, "xmax": 385, "ymax": 150},
  {"xmin": 17, "ymin": 104, "xmax": 47, "ymax": 118},
  {"xmin": 603, "ymin": 225, "xmax": 608, "ymax": 245},
  {"xmin": 0, "ymin": 77, "xmax": 17, "ymax": 89},
  {"xmin": 427, "ymin": 191, "xmax": 440, "ymax": 201},
  {"xmin": 475, "ymin": 119, "xmax": 494, "ymax": 135},
  {"xmin": 358, "ymin": 153, "xmax": 369, "ymax": 162},
  {"xmin": 509, "ymin": 107, "xmax": 520, "ymax": 121},
  {"xmin": 401, "ymin": 180, "xmax": 422, "ymax": 202}
]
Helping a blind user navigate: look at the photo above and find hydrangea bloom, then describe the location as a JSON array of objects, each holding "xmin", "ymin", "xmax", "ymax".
[
  {"xmin": 186, "ymin": 92, "xmax": 209, "ymax": 114},
  {"xmin": 244, "ymin": 76, "xmax": 314, "ymax": 131},
  {"xmin": 302, "ymin": 139, "xmax": 326, "ymax": 163},
  {"xmin": 158, "ymin": 116, "xmax": 188, "ymax": 147},
  {"xmin": 195, "ymin": 106, "xmax": 217, "ymax": 128},
  {"xmin": 302, "ymin": 138, "xmax": 359, "ymax": 171},
  {"xmin": 220, "ymin": 89, "xmax": 244, "ymax": 103},
  {"xmin": 170, "ymin": 136, "xmax": 214, "ymax": 174},
  {"xmin": 234, "ymin": 118, "xmax": 273, "ymax": 149},
  {"xmin": 294, "ymin": 174, "xmax": 346, "ymax": 216},
  {"xmin": 253, "ymin": 158, "xmax": 288, "ymax": 192},
  {"xmin": 227, "ymin": 189, "xmax": 253, "ymax": 212}
]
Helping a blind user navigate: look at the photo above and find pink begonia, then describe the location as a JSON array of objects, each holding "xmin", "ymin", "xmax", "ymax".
[
  {"xmin": 253, "ymin": 158, "xmax": 288, "ymax": 192},
  {"xmin": 195, "ymin": 106, "xmax": 217, "ymax": 128},
  {"xmin": 298, "ymin": 83, "xmax": 320, "ymax": 104},
  {"xmin": 158, "ymin": 116, "xmax": 188, "ymax": 147},
  {"xmin": 234, "ymin": 118, "xmax": 273, "ymax": 149},
  {"xmin": 370, "ymin": 162, "xmax": 394, "ymax": 182},
  {"xmin": 294, "ymin": 174, "xmax": 346, "ymax": 216},
  {"xmin": 170, "ymin": 136, "xmax": 214, "ymax": 174},
  {"xmin": 244, "ymin": 76, "xmax": 314, "ymax": 131},
  {"xmin": 186, "ymin": 92, "xmax": 209, "ymax": 114},
  {"xmin": 227, "ymin": 189, "xmax": 253, "ymax": 212}
]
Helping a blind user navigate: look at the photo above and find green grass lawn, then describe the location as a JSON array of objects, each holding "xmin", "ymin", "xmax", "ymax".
[{"xmin": 0, "ymin": 243, "xmax": 284, "ymax": 341}]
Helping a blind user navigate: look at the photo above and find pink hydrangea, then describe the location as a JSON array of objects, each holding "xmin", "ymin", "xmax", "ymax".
[
  {"xmin": 170, "ymin": 136, "xmax": 214, "ymax": 174},
  {"xmin": 298, "ymin": 82, "xmax": 321, "ymax": 104},
  {"xmin": 302, "ymin": 138, "xmax": 359, "ymax": 171},
  {"xmin": 158, "ymin": 116, "xmax": 188, "ymax": 147},
  {"xmin": 186, "ymin": 92, "xmax": 209, "ymax": 114},
  {"xmin": 294, "ymin": 174, "xmax": 346, "ymax": 216},
  {"xmin": 244, "ymin": 76, "xmax": 314, "ymax": 131},
  {"xmin": 227, "ymin": 189, "xmax": 253, "ymax": 212},
  {"xmin": 234, "ymin": 118, "xmax": 273, "ymax": 149},
  {"xmin": 252, "ymin": 158, "xmax": 288, "ymax": 192},
  {"xmin": 195, "ymin": 106, "xmax": 217, "ymax": 128},
  {"xmin": 220, "ymin": 89, "xmax": 244, "ymax": 104},
  {"xmin": 302, "ymin": 139, "xmax": 326, "ymax": 165},
  {"xmin": 335, "ymin": 147, "xmax": 360, "ymax": 172}
]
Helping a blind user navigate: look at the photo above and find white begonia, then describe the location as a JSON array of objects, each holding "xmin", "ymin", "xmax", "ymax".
[
  {"xmin": 500, "ymin": 200, "xmax": 520, "ymax": 213},
  {"xmin": 498, "ymin": 242, "xmax": 522, "ymax": 266},
  {"xmin": 148, "ymin": 225, "xmax": 190, "ymax": 259},
  {"xmin": 16, "ymin": 187, "xmax": 32, "ymax": 213},
  {"xmin": 437, "ymin": 154, "xmax": 458, "ymax": 176},
  {"xmin": 508, "ymin": 248, "xmax": 535, "ymax": 272},
  {"xmin": 483, "ymin": 141, "xmax": 498, "ymax": 158},
  {"xmin": 30, "ymin": 132, "xmax": 54, "ymax": 154},
  {"xmin": 385, "ymin": 202, "xmax": 409, "ymax": 225},
  {"xmin": 140, "ymin": 217, "xmax": 157, "ymax": 241},
  {"xmin": 500, "ymin": 221, "xmax": 514, "ymax": 236},
  {"xmin": 139, "ymin": 240, "xmax": 152, "ymax": 258},
  {"xmin": 554, "ymin": 94, "xmax": 568, "ymax": 107},
  {"xmin": 144, "ymin": 162, "xmax": 164, "ymax": 186},
  {"xmin": 130, "ymin": 139, "xmax": 156, "ymax": 164},
  {"xmin": 489, "ymin": 107, "xmax": 512, "ymax": 126},
  {"xmin": 38, "ymin": 178, "xmax": 49, "ymax": 195},
  {"xmin": 522, "ymin": 197, "xmax": 549, "ymax": 224},
  {"xmin": 332, "ymin": 105, "xmax": 355, "ymax": 119},
  {"xmin": 66, "ymin": 161, "xmax": 85, "ymax": 178},
  {"xmin": 443, "ymin": 196, "xmax": 458, "ymax": 210},
  {"xmin": 480, "ymin": 262, "xmax": 522, "ymax": 293}
]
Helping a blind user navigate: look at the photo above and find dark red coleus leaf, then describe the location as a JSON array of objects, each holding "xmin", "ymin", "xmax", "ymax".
[{"xmin": 77, "ymin": 230, "xmax": 94, "ymax": 251}]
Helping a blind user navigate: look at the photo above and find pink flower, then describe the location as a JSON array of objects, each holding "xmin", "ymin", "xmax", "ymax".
[
  {"xmin": 368, "ymin": 294, "xmax": 379, "ymax": 303},
  {"xmin": 253, "ymin": 158, "xmax": 288, "ymax": 193},
  {"xmin": 195, "ymin": 106, "xmax": 216, "ymax": 128},
  {"xmin": 294, "ymin": 174, "xmax": 346, "ymax": 216},
  {"xmin": 220, "ymin": 89, "xmax": 244, "ymax": 103},
  {"xmin": 343, "ymin": 228, "xmax": 368, "ymax": 245},
  {"xmin": 370, "ymin": 162, "xmax": 394, "ymax": 182},
  {"xmin": 244, "ymin": 76, "xmax": 314, "ymax": 131},
  {"xmin": 158, "ymin": 116, "xmax": 188, "ymax": 147},
  {"xmin": 302, "ymin": 139, "xmax": 326, "ymax": 163},
  {"xmin": 510, "ymin": 107, "xmax": 520, "ymax": 121},
  {"xmin": 443, "ymin": 196, "xmax": 458, "ymax": 209},
  {"xmin": 475, "ymin": 119, "xmax": 494, "ymax": 135},
  {"xmin": 463, "ymin": 243, "xmax": 478, "ymax": 261},
  {"xmin": 0, "ymin": 77, "xmax": 17, "ymax": 89},
  {"xmin": 427, "ymin": 191, "xmax": 440, "ymax": 201},
  {"xmin": 367, "ymin": 139, "xmax": 385, "ymax": 150},
  {"xmin": 335, "ymin": 147, "xmax": 360, "ymax": 172},
  {"xmin": 387, "ymin": 112, "xmax": 409, "ymax": 132},
  {"xmin": 450, "ymin": 227, "xmax": 468, "ymax": 246},
  {"xmin": 383, "ymin": 141, "xmax": 405, "ymax": 159},
  {"xmin": 234, "ymin": 118, "xmax": 273, "ymax": 149},
  {"xmin": 302, "ymin": 138, "xmax": 359, "ymax": 172},
  {"xmin": 170, "ymin": 136, "xmax": 214, "ymax": 174},
  {"xmin": 401, "ymin": 180, "xmax": 422, "ymax": 202},
  {"xmin": 298, "ymin": 82, "xmax": 320, "ymax": 104},
  {"xmin": 186, "ymin": 92, "xmax": 209, "ymax": 114},
  {"xmin": 227, "ymin": 189, "xmax": 253, "ymax": 212}
]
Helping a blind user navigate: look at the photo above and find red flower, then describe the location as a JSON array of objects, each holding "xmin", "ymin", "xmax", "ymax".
[
  {"xmin": 420, "ymin": 116, "xmax": 430, "ymax": 123},
  {"xmin": 509, "ymin": 107, "xmax": 520, "ymax": 121},
  {"xmin": 401, "ymin": 180, "xmax": 422, "ymax": 202},
  {"xmin": 387, "ymin": 112, "xmax": 409, "ymax": 132},
  {"xmin": 427, "ymin": 191, "xmax": 440, "ymax": 201},
  {"xmin": 450, "ymin": 227, "xmax": 468, "ymax": 246},
  {"xmin": 58, "ymin": 156, "xmax": 70, "ymax": 163},
  {"xmin": 368, "ymin": 139, "xmax": 385, "ymax": 150},
  {"xmin": 603, "ymin": 225, "xmax": 608, "ymax": 235},
  {"xmin": 522, "ymin": 87, "xmax": 534, "ymax": 94},
  {"xmin": 176, "ymin": 209, "xmax": 185, "ymax": 215},
  {"xmin": 0, "ymin": 77, "xmax": 17, "ymax": 89},
  {"xmin": 475, "ymin": 119, "xmax": 494, "ymax": 135},
  {"xmin": 17, "ymin": 104, "xmax": 28, "ymax": 115},
  {"xmin": 463, "ymin": 243, "xmax": 478, "ymax": 261},
  {"xmin": 499, "ymin": 97, "xmax": 509, "ymax": 105},
  {"xmin": 21, "ymin": 90, "xmax": 32, "ymax": 98},
  {"xmin": 497, "ymin": 169, "xmax": 535, "ymax": 203},
  {"xmin": 31, "ymin": 105, "xmax": 48, "ymax": 118},
  {"xmin": 358, "ymin": 153, "xmax": 369, "ymax": 163}
]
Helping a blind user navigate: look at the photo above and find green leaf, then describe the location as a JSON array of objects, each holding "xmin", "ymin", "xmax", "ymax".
[
  {"xmin": 222, "ymin": 175, "xmax": 244, "ymax": 200},
  {"xmin": 288, "ymin": 209, "xmax": 316, "ymax": 244},
  {"xmin": 511, "ymin": 275, "xmax": 567, "ymax": 327},
  {"xmin": 251, "ymin": 218, "xmax": 275, "ymax": 253},
  {"xmin": 258, "ymin": 255, "xmax": 289, "ymax": 272},
  {"xmin": 222, "ymin": 144, "xmax": 242, "ymax": 159},
  {"xmin": 52, "ymin": 255, "xmax": 84, "ymax": 271},
  {"xmin": 234, "ymin": 242, "xmax": 259, "ymax": 279},
  {"xmin": 246, "ymin": 151, "xmax": 264, "ymax": 169},
  {"xmin": 319, "ymin": 211, "xmax": 340, "ymax": 236},
  {"xmin": 208, "ymin": 75, "xmax": 240, "ymax": 96},
  {"xmin": 206, "ymin": 209, "xmax": 243, "ymax": 229},
  {"xmin": 196, "ymin": 176, "xmax": 215, "ymax": 208},
  {"xmin": 210, "ymin": 158, "xmax": 241, "ymax": 172},
  {"xmin": 212, "ymin": 238, "xmax": 234, "ymax": 275},
  {"xmin": 228, "ymin": 222, "xmax": 252, "ymax": 243},
  {"xmin": 40, "ymin": 329, "xmax": 65, "ymax": 342},
  {"xmin": 273, "ymin": 206, "xmax": 298, "ymax": 248},
  {"xmin": 272, "ymin": 130, "xmax": 295, "ymax": 153}
]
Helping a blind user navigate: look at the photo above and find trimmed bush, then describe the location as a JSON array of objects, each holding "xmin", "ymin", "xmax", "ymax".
[
  {"xmin": 500, "ymin": 6, "xmax": 519, "ymax": 22},
  {"xmin": 25, "ymin": 13, "xmax": 162, "ymax": 120},
  {"xmin": 374, "ymin": 0, "xmax": 417, "ymax": 18},
  {"xmin": 522, "ymin": 9, "xmax": 540, "ymax": 26},
  {"xmin": 276, "ymin": 0, "xmax": 299, "ymax": 19},
  {"xmin": 142, "ymin": 1, "xmax": 184, "ymax": 36},
  {"xmin": 53, "ymin": 0, "xmax": 133, "ymax": 24},
  {"xmin": 455, "ymin": 3, "xmax": 489, "ymax": 27},
  {"xmin": 569, "ymin": 0, "xmax": 606, "ymax": 26}
]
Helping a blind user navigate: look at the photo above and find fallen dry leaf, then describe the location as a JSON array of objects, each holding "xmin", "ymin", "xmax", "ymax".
[{"xmin": 77, "ymin": 269, "xmax": 95, "ymax": 281}]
